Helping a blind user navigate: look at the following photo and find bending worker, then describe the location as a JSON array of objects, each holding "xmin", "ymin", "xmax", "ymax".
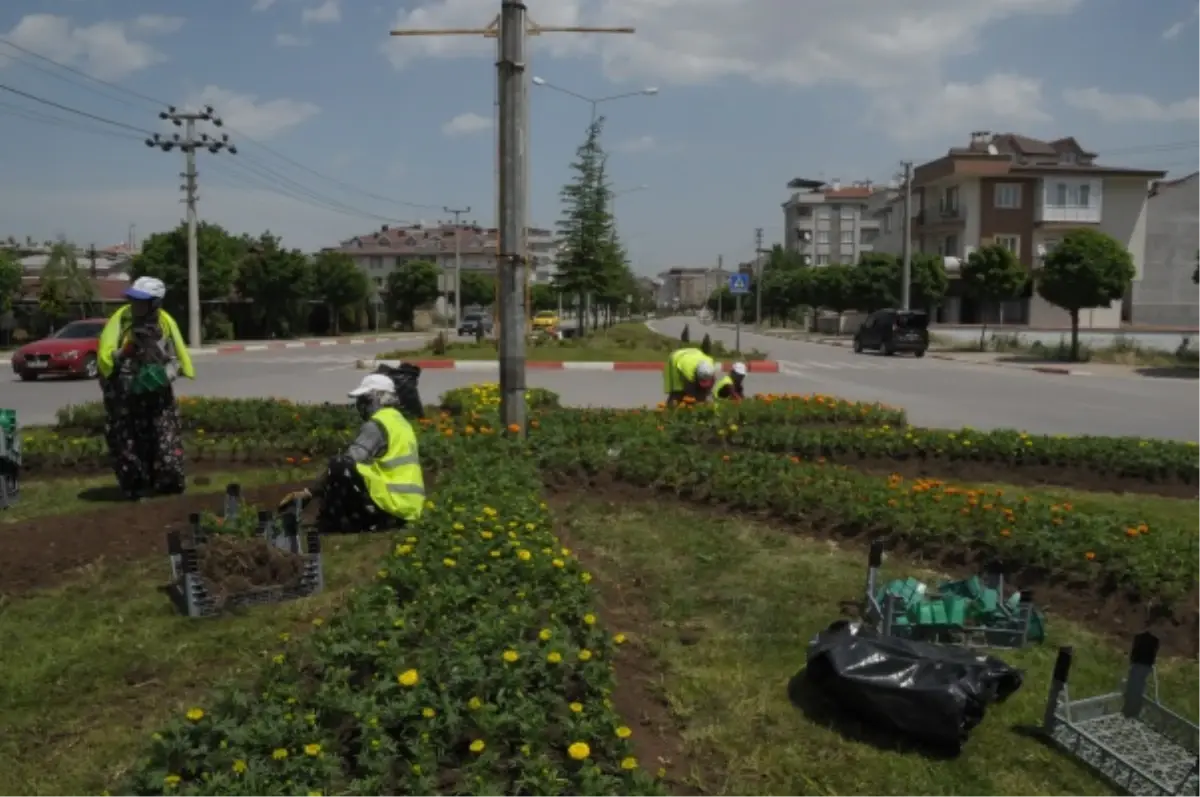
[
  {"xmin": 663, "ymin": 346, "xmax": 717, "ymax": 407},
  {"xmin": 96, "ymin": 276, "xmax": 194, "ymax": 499},
  {"xmin": 278, "ymin": 373, "xmax": 424, "ymax": 532},
  {"xmin": 715, "ymin": 361, "xmax": 748, "ymax": 402}
]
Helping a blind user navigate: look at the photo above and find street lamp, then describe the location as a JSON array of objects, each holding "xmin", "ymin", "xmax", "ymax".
[{"xmin": 531, "ymin": 76, "xmax": 658, "ymax": 123}]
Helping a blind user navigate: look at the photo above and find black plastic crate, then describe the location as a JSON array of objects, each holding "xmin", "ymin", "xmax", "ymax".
[
  {"xmin": 165, "ymin": 483, "xmax": 324, "ymax": 618},
  {"xmin": 0, "ymin": 411, "xmax": 19, "ymax": 510}
]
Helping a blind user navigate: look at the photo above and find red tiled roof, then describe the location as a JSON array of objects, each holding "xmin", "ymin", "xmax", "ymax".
[{"xmin": 823, "ymin": 187, "xmax": 872, "ymax": 199}]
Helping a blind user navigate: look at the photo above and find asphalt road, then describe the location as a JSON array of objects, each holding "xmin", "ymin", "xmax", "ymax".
[
  {"xmin": 2, "ymin": 337, "xmax": 803, "ymax": 427},
  {"xmin": 650, "ymin": 317, "xmax": 1198, "ymax": 441}
]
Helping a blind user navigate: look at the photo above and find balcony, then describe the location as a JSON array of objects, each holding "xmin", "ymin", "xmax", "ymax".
[
  {"xmin": 915, "ymin": 203, "xmax": 967, "ymax": 227},
  {"xmin": 1035, "ymin": 204, "xmax": 1101, "ymax": 224}
]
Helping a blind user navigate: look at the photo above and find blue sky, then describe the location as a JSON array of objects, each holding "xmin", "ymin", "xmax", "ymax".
[{"xmin": 0, "ymin": 0, "xmax": 1196, "ymax": 276}]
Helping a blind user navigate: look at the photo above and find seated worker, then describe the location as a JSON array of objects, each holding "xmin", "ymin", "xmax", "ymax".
[
  {"xmin": 277, "ymin": 373, "xmax": 424, "ymax": 532},
  {"xmin": 663, "ymin": 346, "xmax": 717, "ymax": 407},
  {"xmin": 714, "ymin": 361, "xmax": 748, "ymax": 402}
]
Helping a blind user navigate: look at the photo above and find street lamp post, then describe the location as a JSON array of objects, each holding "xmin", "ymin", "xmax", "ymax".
[{"xmin": 531, "ymin": 76, "xmax": 658, "ymax": 123}]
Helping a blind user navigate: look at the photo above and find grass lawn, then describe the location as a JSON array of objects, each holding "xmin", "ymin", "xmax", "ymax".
[
  {"xmin": 379, "ymin": 322, "xmax": 766, "ymax": 362},
  {"xmin": 0, "ymin": 467, "xmax": 386, "ymax": 795},
  {"xmin": 3, "ymin": 466, "xmax": 321, "ymax": 524},
  {"xmin": 555, "ymin": 496, "xmax": 1199, "ymax": 796}
]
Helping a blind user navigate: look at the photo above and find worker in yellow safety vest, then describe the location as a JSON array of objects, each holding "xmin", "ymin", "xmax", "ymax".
[
  {"xmin": 663, "ymin": 347, "xmax": 717, "ymax": 407},
  {"xmin": 278, "ymin": 373, "xmax": 425, "ymax": 532},
  {"xmin": 95, "ymin": 276, "xmax": 195, "ymax": 499},
  {"xmin": 714, "ymin": 361, "xmax": 748, "ymax": 403}
]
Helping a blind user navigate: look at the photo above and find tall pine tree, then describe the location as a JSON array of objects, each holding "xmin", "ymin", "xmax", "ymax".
[{"xmin": 554, "ymin": 118, "xmax": 616, "ymax": 334}]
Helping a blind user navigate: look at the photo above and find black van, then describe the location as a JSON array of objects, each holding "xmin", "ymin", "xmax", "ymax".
[{"xmin": 853, "ymin": 309, "xmax": 930, "ymax": 357}]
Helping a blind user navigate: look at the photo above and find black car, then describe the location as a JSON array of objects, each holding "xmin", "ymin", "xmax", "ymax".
[
  {"xmin": 853, "ymin": 309, "xmax": 929, "ymax": 357},
  {"xmin": 457, "ymin": 313, "xmax": 494, "ymax": 337}
]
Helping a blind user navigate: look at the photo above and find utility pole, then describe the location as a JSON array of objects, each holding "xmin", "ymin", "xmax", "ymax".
[
  {"xmin": 901, "ymin": 160, "xmax": 913, "ymax": 311},
  {"xmin": 147, "ymin": 106, "xmax": 237, "ymax": 349},
  {"xmin": 444, "ymin": 206, "xmax": 471, "ymax": 329},
  {"xmin": 390, "ymin": 4, "xmax": 634, "ymax": 429},
  {"xmin": 754, "ymin": 227, "xmax": 764, "ymax": 329},
  {"xmin": 716, "ymin": 254, "xmax": 724, "ymax": 323}
]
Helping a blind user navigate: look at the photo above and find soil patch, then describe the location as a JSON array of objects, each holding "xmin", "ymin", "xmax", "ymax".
[
  {"xmin": 194, "ymin": 535, "xmax": 307, "ymax": 607},
  {"xmin": 542, "ymin": 475, "xmax": 1199, "ymax": 659},
  {"xmin": 550, "ymin": 504, "xmax": 700, "ymax": 795},
  {"xmin": 0, "ymin": 480, "xmax": 313, "ymax": 596},
  {"xmin": 766, "ymin": 453, "xmax": 1195, "ymax": 499}
]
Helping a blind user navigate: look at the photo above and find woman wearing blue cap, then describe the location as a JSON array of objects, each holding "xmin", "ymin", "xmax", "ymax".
[{"xmin": 96, "ymin": 277, "xmax": 195, "ymax": 499}]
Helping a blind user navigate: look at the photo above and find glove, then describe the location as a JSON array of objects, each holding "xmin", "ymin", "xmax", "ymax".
[{"xmin": 277, "ymin": 488, "xmax": 313, "ymax": 513}]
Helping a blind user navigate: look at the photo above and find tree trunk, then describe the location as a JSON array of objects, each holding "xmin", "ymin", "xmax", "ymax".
[{"xmin": 1069, "ymin": 308, "xmax": 1080, "ymax": 362}]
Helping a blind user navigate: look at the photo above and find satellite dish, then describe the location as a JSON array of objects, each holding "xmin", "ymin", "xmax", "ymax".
[{"xmin": 987, "ymin": 144, "xmax": 999, "ymax": 156}]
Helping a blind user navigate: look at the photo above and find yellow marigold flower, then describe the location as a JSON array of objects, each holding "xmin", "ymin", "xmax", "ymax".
[
  {"xmin": 538, "ymin": 628, "xmax": 552, "ymax": 641},
  {"xmin": 398, "ymin": 669, "xmax": 420, "ymax": 687},
  {"xmin": 569, "ymin": 702, "xmax": 583, "ymax": 713},
  {"xmin": 185, "ymin": 707, "xmax": 204, "ymax": 722},
  {"xmin": 581, "ymin": 572, "xmax": 593, "ymax": 584},
  {"xmin": 272, "ymin": 654, "xmax": 285, "ymax": 665},
  {"xmin": 517, "ymin": 550, "xmax": 532, "ymax": 561},
  {"xmin": 567, "ymin": 742, "xmax": 590, "ymax": 761},
  {"xmin": 547, "ymin": 651, "xmax": 562, "ymax": 664},
  {"xmin": 552, "ymin": 558, "xmax": 565, "ymax": 568},
  {"xmin": 443, "ymin": 557, "xmax": 457, "ymax": 567},
  {"xmin": 304, "ymin": 743, "xmax": 322, "ymax": 757},
  {"xmin": 579, "ymin": 649, "xmax": 593, "ymax": 661},
  {"xmin": 616, "ymin": 726, "xmax": 632, "ymax": 739},
  {"xmin": 164, "ymin": 774, "xmax": 181, "ymax": 787},
  {"xmin": 232, "ymin": 760, "xmax": 247, "ymax": 774},
  {"xmin": 621, "ymin": 756, "xmax": 638, "ymax": 770},
  {"xmin": 502, "ymin": 650, "xmax": 519, "ymax": 663},
  {"xmin": 422, "ymin": 707, "xmax": 436, "ymax": 718},
  {"xmin": 583, "ymin": 613, "xmax": 596, "ymax": 625},
  {"xmin": 468, "ymin": 696, "xmax": 483, "ymax": 711},
  {"xmin": 470, "ymin": 739, "xmax": 486, "ymax": 754},
  {"xmin": 614, "ymin": 633, "xmax": 627, "ymax": 645},
  {"xmin": 272, "ymin": 748, "xmax": 288, "ymax": 760}
]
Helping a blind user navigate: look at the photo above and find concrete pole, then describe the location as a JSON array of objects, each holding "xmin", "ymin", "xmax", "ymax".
[
  {"xmin": 184, "ymin": 118, "xmax": 200, "ymax": 348},
  {"xmin": 497, "ymin": 0, "xmax": 528, "ymax": 430},
  {"xmin": 444, "ymin": 206, "xmax": 470, "ymax": 328},
  {"xmin": 754, "ymin": 226, "xmax": 764, "ymax": 328},
  {"xmin": 901, "ymin": 160, "xmax": 913, "ymax": 311}
]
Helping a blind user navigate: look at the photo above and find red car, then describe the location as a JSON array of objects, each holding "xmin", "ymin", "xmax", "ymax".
[{"xmin": 10, "ymin": 318, "xmax": 108, "ymax": 381}]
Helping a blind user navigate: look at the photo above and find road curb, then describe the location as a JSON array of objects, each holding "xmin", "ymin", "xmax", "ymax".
[
  {"xmin": 189, "ymin": 335, "xmax": 414, "ymax": 357},
  {"xmin": 359, "ymin": 359, "xmax": 781, "ymax": 373},
  {"xmin": 926, "ymin": 353, "xmax": 1088, "ymax": 376}
]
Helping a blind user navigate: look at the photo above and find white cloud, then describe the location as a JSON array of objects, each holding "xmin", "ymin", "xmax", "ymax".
[
  {"xmin": 441, "ymin": 111, "xmax": 493, "ymax": 136},
  {"xmin": 615, "ymin": 134, "xmax": 656, "ymax": 153},
  {"xmin": 180, "ymin": 86, "xmax": 321, "ymax": 140},
  {"xmin": 380, "ymin": 0, "xmax": 1081, "ymax": 143},
  {"xmin": 302, "ymin": 0, "xmax": 341, "ymax": 24},
  {"xmin": 871, "ymin": 73, "xmax": 1051, "ymax": 142},
  {"xmin": 1162, "ymin": 6, "xmax": 1198, "ymax": 39},
  {"xmin": 0, "ymin": 13, "xmax": 186, "ymax": 81},
  {"xmin": 274, "ymin": 32, "xmax": 310, "ymax": 47},
  {"xmin": 1063, "ymin": 87, "xmax": 1200, "ymax": 124}
]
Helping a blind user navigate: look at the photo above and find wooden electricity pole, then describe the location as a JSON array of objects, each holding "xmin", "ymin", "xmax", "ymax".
[{"xmin": 389, "ymin": 7, "xmax": 634, "ymax": 341}]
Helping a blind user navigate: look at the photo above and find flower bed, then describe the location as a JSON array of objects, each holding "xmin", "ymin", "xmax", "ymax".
[{"xmin": 122, "ymin": 441, "xmax": 659, "ymax": 796}]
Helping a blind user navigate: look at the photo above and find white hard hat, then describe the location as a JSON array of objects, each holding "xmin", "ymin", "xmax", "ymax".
[
  {"xmin": 732, "ymin": 361, "xmax": 748, "ymax": 377},
  {"xmin": 695, "ymin": 360, "xmax": 715, "ymax": 382},
  {"xmin": 348, "ymin": 373, "xmax": 396, "ymax": 397},
  {"xmin": 125, "ymin": 276, "xmax": 166, "ymax": 300}
]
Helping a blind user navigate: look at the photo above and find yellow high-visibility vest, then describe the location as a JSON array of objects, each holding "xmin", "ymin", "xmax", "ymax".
[
  {"xmin": 96, "ymin": 305, "xmax": 195, "ymax": 379},
  {"xmin": 356, "ymin": 407, "xmax": 425, "ymax": 521}
]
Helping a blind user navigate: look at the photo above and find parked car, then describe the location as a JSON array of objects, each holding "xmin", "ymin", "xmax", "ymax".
[
  {"xmin": 853, "ymin": 309, "xmax": 929, "ymax": 357},
  {"xmin": 531, "ymin": 310, "xmax": 559, "ymax": 331},
  {"xmin": 457, "ymin": 312, "xmax": 494, "ymax": 337},
  {"xmin": 10, "ymin": 318, "xmax": 108, "ymax": 381}
]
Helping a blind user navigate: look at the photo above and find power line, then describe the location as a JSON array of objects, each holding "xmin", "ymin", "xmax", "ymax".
[
  {"xmin": 0, "ymin": 36, "xmax": 167, "ymax": 108},
  {"xmin": 0, "ymin": 99, "xmax": 145, "ymax": 142},
  {"xmin": 0, "ymin": 82, "xmax": 154, "ymax": 135}
]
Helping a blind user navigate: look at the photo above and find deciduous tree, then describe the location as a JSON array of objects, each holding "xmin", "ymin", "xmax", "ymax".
[
  {"xmin": 132, "ymin": 222, "xmax": 241, "ymax": 322},
  {"xmin": 384, "ymin": 259, "xmax": 439, "ymax": 331},
  {"xmin": 236, "ymin": 232, "xmax": 313, "ymax": 338},
  {"xmin": 312, "ymin": 250, "xmax": 369, "ymax": 335},
  {"xmin": 961, "ymin": 244, "xmax": 1029, "ymax": 349},
  {"xmin": 1036, "ymin": 228, "xmax": 1135, "ymax": 361}
]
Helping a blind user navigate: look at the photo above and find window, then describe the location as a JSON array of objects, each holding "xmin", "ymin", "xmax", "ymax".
[
  {"xmin": 943, "ymin": 235, "xmax": 958, "ymax": 256},
  {"xmin": 815, "ymin": 206, "xmax": 831, "ymax": 219},
  {"xmin": 369, "ymin": 256, "xmax": 382, "ymax": 269},
  {"xmin": 942, "ymin": 186, "xmax": 959, "ymax": 210},
  {"xmin": 840, "ymin": 230, "xmax": 854, "ymax": 245},
  {"xmin": 840, "ymin": 205, "xmax": 855, "ymax": 220},
  {"xmin": 1060, "ymin": 152, "xmax": 1076, "ymax": 164},
  {"xmin": 795, "ymin": 207, "xmax": 813, "ymax": 218},
  {"xmin": 994, "ymin": 183, "xmax": 1021, "ymax": 209},
  {"xmin": 816, "ymin": 254, "xmax": 831, "ymax": 265},
  {"xmin": 1078, "ymin": 183, "xmax": 1091, "ymax": 207},
  {"xmin": 1053, "ymin": 183, "xmax": 1069, "ymax": 207},
  {"xmin": 995, "ymin": 235, "xmax": 1020, "ymax": 254},
  {"xmin": 882, "ymin": 211, "xmax": 892, "ymax": 234},
  {"xmin": 816, "ymin": 230, "xmax": 830, "ymax": 244},
  {"xmin": 860, "ymin": 229, "xmax": 879, "ymax": 244}
]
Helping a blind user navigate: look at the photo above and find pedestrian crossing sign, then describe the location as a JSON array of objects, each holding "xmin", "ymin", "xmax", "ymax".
[{"xmin": 728, "ymin": 273, "xmax": 750, "ymax": 294}]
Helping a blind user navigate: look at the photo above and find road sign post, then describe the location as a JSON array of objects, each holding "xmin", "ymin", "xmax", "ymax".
[{"xmin": 729, "ymin": 273, "xmax": 750, "ymax": 355}]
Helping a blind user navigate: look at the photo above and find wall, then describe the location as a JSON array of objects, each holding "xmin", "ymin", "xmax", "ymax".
[{"xmin": 1134, "ymin": 174, "xmax": 1199, "ymax": 328}]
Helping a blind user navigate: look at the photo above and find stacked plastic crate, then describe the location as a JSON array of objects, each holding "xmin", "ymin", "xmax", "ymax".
[{"xmin": 0, "ymin": 408, "xmax": 17, "ymax": 509}]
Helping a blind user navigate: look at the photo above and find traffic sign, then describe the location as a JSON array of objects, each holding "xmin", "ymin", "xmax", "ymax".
[{"xmin": 728, "ymin": 273, "xmax": 751, "ymax": 295}]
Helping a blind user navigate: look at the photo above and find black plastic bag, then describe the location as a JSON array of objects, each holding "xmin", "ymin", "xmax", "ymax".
[
  {"xmin": 374, "ymin": 362, "xmax": 425, "ymax": 421},
  {"xmin": 802, "ymin": 620, "xmax": 1023, "ymax": 753}
]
